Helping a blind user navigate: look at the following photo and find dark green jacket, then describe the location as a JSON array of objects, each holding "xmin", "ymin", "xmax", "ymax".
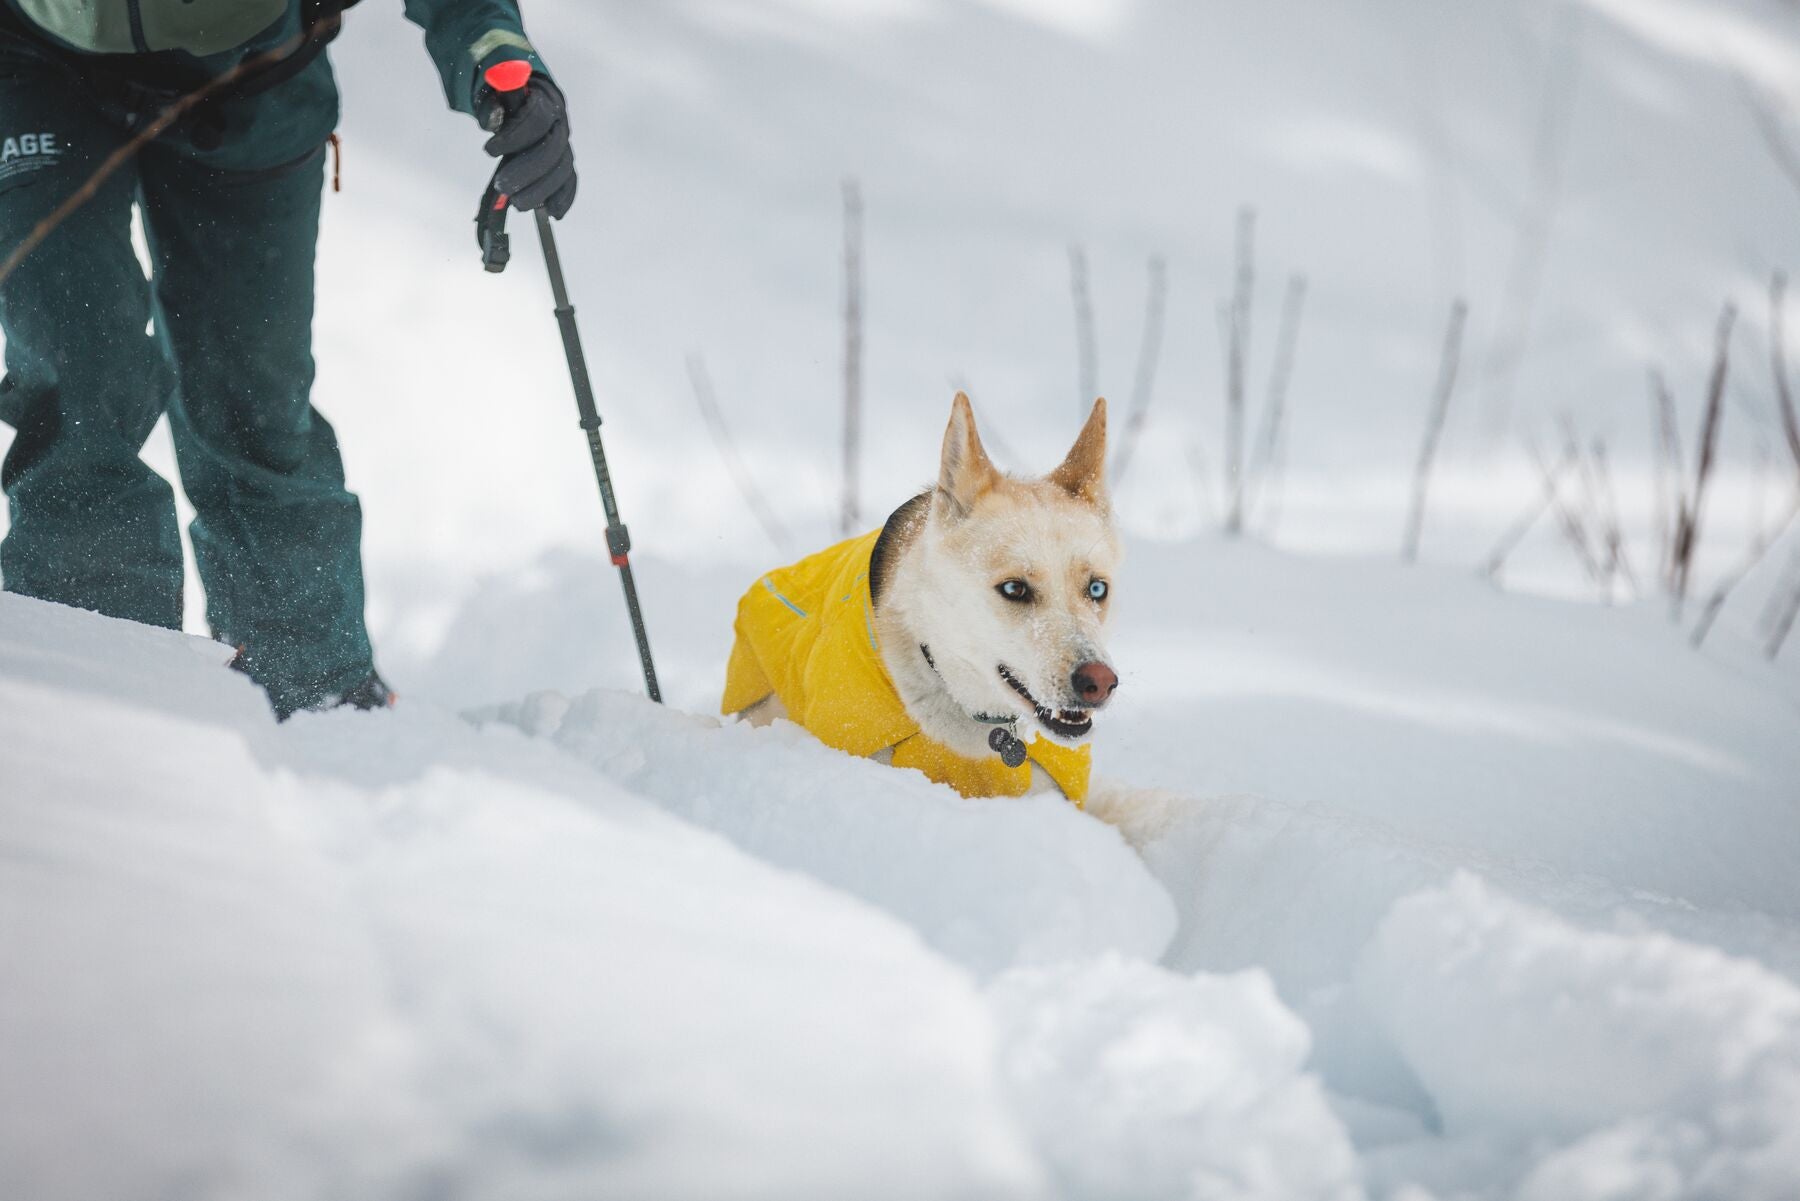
[{"xmin": 1, "ymin": 0, "xmax": 545, "ymax": 116}]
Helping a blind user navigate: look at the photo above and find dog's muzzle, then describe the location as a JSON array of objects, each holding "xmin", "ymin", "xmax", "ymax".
[{"xmin": 997, "ymin": 665, "xmax": 1102, "ymax": 740}]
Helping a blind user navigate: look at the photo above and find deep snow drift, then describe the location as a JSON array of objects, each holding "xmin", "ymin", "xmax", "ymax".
[{"xmin": 4, "ymin": 535, "xmax": 1798, "ymax": 1200}]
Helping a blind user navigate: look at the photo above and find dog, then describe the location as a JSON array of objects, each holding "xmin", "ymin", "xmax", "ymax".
[{"xmin": 722, "ymin": 393, "xmax": 1120, "ymax": 806}]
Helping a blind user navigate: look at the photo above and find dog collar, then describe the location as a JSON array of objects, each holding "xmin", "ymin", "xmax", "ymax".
[{"xmin": 917, "ymin": 644, "xmax": 1030, "ymax": 768}]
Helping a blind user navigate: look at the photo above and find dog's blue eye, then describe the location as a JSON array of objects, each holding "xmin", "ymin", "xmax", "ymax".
[
  {"xmin": 997, "ymin": 579, "xmax": 1031, "ymax": 602},
  {"xmin": 1088, "ymin": 579, "xmax": 1109, "ymax": 601}
]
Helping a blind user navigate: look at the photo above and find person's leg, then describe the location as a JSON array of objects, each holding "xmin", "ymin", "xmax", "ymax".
[
  {"xmin": 0, "ymin": 39, "xmax": 182, "ymax": 627},
  {"xmin": 138, "ymin": 136, "xmax": 375, "ymax": 716}
]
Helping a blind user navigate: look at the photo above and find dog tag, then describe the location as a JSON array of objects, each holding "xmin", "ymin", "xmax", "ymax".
[{"xmin": 989, "ymin": 727, "xmax": 1028, "ymax": 769}]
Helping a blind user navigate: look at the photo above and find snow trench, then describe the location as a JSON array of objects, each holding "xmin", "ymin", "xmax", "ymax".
[{"xmin": 6, "ymin": 527, "xmax": 1800, "ymax": 1201}]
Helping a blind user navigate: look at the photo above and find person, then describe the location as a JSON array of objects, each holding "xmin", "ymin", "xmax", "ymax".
[{"xmin": 0, "ymin": 0, "xmax": 574, "ymax": 717}]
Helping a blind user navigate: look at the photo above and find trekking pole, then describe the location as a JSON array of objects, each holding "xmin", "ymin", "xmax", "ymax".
[{"xmin": 476, "ymin": 63, "xmax": 662, "ymax": 703}]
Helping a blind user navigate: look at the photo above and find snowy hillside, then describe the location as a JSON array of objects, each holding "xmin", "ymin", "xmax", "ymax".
[
  {"xmin": 5, "ymin": 538, "xmax": 1798, "ymax": 1200},
  {"xmin": 10, "ymin": 0, "xmax": 1792, "ymax": 638},
  {"xmin": 300, "ymin": 0, "xmax": 1800, "ymax": 618}
]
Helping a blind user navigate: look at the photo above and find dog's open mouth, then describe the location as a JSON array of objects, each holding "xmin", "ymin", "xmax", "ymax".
[{"xmin": 997, "ymin": 665, "xmax": 1095, "ymax": 740}]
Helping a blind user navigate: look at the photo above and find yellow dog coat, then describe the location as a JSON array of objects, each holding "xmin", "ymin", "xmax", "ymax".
[{"xmin": 722, "ymin": 529, "xmax": 1091, "ymax": 805}]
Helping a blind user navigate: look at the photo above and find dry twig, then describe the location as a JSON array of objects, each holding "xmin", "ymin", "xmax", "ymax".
[
  {"xmin": 1770, "ymin": 271, "xmax": 1800, "ymax": 475},
  {"xmin": 1559, "ymin": 418, "xmax": 1618, "ymax": 597},
  {"xmin": 1224, "ymin": 208, "xmax": 1255, "ymax": 535},
  {"xmin": 687, "ymin": 355, "xmax": 792, "ymax": 554},
  {"xmin": 1691, "ymin": 493, "xmax": 1800, "ymax": 649},
  {"xmin": 1649, "ymin": 369, "xmax": 1685, "ymax": 586},
  {"xmin": 1247, "ymin": 274, "xmax": 1309, "ymax": 524},
  {"xmin": 1670, "ymin": 303, "xmax": 1738, "ymax": 613},
  {"xmin": 1590, "ymin": 438, "xmax": 1638, "ymax": 599},
  {"xmin": 839, "ymin": 179, "xmax": 865, "ymax": 536},
  {"xmin": 1537, "ymin": 434, "xmax": 1606, "ymax": 586},
  {"xmin": 1402, "ymin": 300, "xmax": 1470, "ymax": 562},
  {"xmin": 1484, "ymin": 445, "xmax": 1578, "ymax": 582},
  {"xmin": 1763, "ymin": 546, "xmax": 1800, "ymax": 660}
]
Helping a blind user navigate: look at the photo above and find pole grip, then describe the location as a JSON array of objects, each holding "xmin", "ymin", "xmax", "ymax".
[
  {"xmin": 474, "ymin": 61, "xmax": 533, "ymax": 272},
  {"xmin": 477, "ymin": 180, "xmax": 511, "ymax": 273}
]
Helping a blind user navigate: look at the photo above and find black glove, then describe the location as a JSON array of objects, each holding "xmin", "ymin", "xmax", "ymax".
[{"xmin": 482, "ymin": 77, "xmax": 577, "ymax": 220}]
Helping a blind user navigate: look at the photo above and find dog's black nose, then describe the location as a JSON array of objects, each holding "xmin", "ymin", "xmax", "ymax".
[{"xmin": 1071, "ymin": 662, "xmax": 1118, "ymax": 706}]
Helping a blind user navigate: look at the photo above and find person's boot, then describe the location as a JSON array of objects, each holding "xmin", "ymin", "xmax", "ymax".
[
  {"xmin": 228, "ymin": 645, "xmax": 394, "ymax": 720},
  {"xmin": 332, "ymin": 671, "xmax": 397, "ymax": 714}
]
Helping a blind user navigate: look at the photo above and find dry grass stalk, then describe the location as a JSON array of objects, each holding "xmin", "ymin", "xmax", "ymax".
[
  {"xmin": 687, "ymin": 355, "xmax": 792, "ymax": 554},
  {"xmin": 1589, "ymin": 438, "xmax": 1638, "ymax": 599},
  {"xmin": 1484, "ymin": 445, "xmax": 1578, "ymax": 582},
  {"xmin": 1670, "ymin": 303, "xmax": 1738, "ymax": 613},
  {"xmin": 1224, "ymin": 208, "xmax": 1256, "ymax": 536},
  {"xmin": 1691, "ymin": 494, "xmax": 1800, "ymax": 649},
  {"xmin": 1559, "ymin": 419, "xmax": 1622, "ymax": 598},
  {"xmin": 1650, "ymin": 369, "xmax": 1686, "ymax": 587},
  {"xmin": 1750, "ymin": 443, "xmax": 1772, "ymax": 548},
  {"xmin": 1648, "ymin": 378, "xmax": 1672, "ymax": 582},
  {"xmin": 1763, "ymin": 547, "xmax": 1800, "ymax": 660},
  {"xmin": 839, "ymin": 179, "xmax": 865, "ymax": 537},
  {"xmin": 1402, "ymin": 299, "xmax": 1470, "ymax": 562},
  {"xmin": 1538, "ymin": 435, "xmax": 1606, "ymax": 586},
  {"xmin": 1770, "ymin": 271, "xmax": 1800, "ymax": 475},
  {"xmin": 1247, "ymin": 274, "xmax": 1309, "ymax": 525}
]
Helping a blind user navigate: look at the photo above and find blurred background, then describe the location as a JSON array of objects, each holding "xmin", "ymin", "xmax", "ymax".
[{"xmin": 6, "ymin": 0, "xmax": 1800, "ymax": 704}]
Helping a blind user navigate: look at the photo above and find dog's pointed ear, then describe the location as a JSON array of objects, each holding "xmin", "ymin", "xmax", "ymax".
[
  {"xmin": 1049, "ymin": 397, "xmax": 1108, "ymax": 507},
  {"xmin": 936, "ymin": 392, "xmax": 1000, "ymax": 520}
]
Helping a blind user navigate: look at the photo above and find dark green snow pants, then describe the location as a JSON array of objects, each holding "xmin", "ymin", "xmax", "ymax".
[{"xmin": 0, "ymin": 31, "xmax": 374, "ymax": 714}]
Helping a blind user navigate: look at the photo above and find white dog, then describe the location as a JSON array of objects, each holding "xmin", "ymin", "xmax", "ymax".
[{"xmin": 723, "ymin": 394, "xmax": 1120, "ymax": 806}]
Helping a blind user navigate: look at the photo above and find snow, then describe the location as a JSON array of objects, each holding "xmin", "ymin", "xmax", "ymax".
[
  {"xmin": 0, "ymin": 596, "xmax": 1043, "ymax": 1200},
  {"xmin": 5, "ymin": 0, "xmax": 1800, "ymax": 1196},
  {"xmin": 474, "ymin": 688, "xmax": 1174, "ymax": 975},
  {"xmin": 6, "ymin": 528, "xmax": 1798, "ymax": 1198},
  {"xmin": 1359, "ymin": 875, "xmax": 1800, "ymax": 1201},
  {"xmin": 988, "ymin": 957, "xmax": 1362, "ymax": 1201}
]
